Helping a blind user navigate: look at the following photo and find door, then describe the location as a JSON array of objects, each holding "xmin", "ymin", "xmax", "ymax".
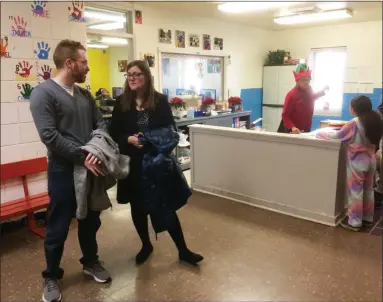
[
  {"xmin": 262, "ymin": 106, "xmax": 282, "ymax": 132},
  {"xmin": 263, "ymin": 66, "xmax": 279, "ymax": 105}
]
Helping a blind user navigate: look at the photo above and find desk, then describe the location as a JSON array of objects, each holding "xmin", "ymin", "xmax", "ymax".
[{"xmin": 189, "ymin": 125, "xmax": 347, "ymax": 226}]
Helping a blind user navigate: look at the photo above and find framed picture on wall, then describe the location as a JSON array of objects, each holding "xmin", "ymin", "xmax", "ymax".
[
  {"xmin": 214, "ymin": 37, "xmax": 223, "ymax": 50},
  {"xmin": 159, "ymin": 29, "xmax": 172, "ymax": 44},
  {"xmin": 163, "ymin": 88, "xmax": 169, "ymax": 95},
  {"xmin": 203, "ymin": 34, "xmax": 211, "ymax": 50},
  {"xmin": 175, "ymin": 30, "xmax": 185, "ymax": 48},
  {"xmin": 189, "ymin": 34, "xmax": 200, "ymax": 47},
  {"xmin": 135, "ymin": 10, "xmax": 142, "ymax": 24},
  {"xmin": 118, "ymin": 60, "xmax": 128, "ymax": 72}
]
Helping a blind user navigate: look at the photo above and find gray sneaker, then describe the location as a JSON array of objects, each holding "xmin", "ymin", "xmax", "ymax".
[
  {"xmin": 83, "ymin": 261, "xmax": 111, "ymax": 283},
  {"xmin": 42, "ymin": 278, "xmax": 61, "ymax": 302}
]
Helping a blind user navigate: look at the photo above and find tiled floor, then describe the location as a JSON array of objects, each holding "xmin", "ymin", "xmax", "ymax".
[{"xmin": 1, "ymin": 189, "xmax": 382, "ymax": 302}]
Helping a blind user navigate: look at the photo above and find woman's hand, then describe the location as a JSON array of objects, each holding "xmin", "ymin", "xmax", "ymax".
[
  {"xmin": 291, "ymin": 127, "xmax": 301, "ymax": 134},
  {"xmin": 128, "ymin": 134, "xmax": 143, "ymax": 148}
]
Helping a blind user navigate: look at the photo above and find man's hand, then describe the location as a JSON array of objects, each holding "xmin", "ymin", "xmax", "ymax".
[
  {"xmin": 84, "ymin": 153, "xmax": 105, "ymax": 176},
  {"xmin": 291, "ymin": 127, "xmax": 301, "ymax": 134}
]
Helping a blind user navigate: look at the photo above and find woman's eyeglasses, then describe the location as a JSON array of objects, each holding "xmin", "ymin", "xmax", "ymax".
[{"xmin": 124, "ymin": 72, "xmax": 143, "ymax": 80}]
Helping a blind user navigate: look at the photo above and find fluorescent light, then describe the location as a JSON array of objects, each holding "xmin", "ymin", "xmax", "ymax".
[
  {"xmin": 88, "ymin": 22, "xmax": 124, "ymax": 31},
  {"xmin": 87, "ymin": 43, "xmax": 108, "ymax": 49},
  {"xmin": 274, "ymin": 9, "xmax": 352, "ymax": 25},
  {"xmin": 218, "ymin": 2, "xmax": 296, "ymax": 14},
  {"xmin": 101, "ymin": 37, "xmax": 128, "ymax": 45},
  {"xmin": 84, "ymin": 11, "xmax": 125, "ymax": 22}
]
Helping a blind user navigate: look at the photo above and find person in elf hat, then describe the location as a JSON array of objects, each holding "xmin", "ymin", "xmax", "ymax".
[{"xmin": 278, "ymin": 63, "xmax": 329, "ymax": 134}]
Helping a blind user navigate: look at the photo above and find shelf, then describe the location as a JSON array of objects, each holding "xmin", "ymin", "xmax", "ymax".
[{"xmin": 180, "ymin": 162, "xmax": 190, "ymax": 171}]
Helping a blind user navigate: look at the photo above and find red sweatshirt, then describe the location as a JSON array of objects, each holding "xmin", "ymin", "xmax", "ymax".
[{"xmin": 282, "ymin": 86, "xmax": 325, "ymax": 132}]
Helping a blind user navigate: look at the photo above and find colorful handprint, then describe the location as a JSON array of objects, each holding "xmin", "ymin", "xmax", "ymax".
[
  {"xmin": 0, "ymin": 37, "xmax": 10, "ymax": 58},
  {"xmin": 38, "ymin": 64, "xmax": 52, "ymax": 80},
  {"xmin": 34, "ymin": 42, "xmax": 51, "ymax": 59},
  {"xmin": 68, "ymin": 1, "xmax": 85, "ymax": 22},
  {"xmin": 10, "ymin": 16, "xmax": 31, "ymax": 37},
  {"xmin": 18, "ymin": 83, "xmax": 34, "ymax": 100},
  {"xmin": 16, "ymin": 61, "xmax": 33, "ymax": 78},
  {"xmin": 31, "ymin": 0, "xmax": 49, "ymax": 17}
]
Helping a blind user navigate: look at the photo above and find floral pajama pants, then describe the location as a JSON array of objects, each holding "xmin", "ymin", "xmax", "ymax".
[{"xmin": 347, "ymin": 152, "xmax": 376, "ymax": 227}]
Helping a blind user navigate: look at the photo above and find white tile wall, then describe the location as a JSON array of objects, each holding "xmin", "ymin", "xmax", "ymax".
[
  {"xmin": 0, "ymin": 1, "xmax": 87, "ymax": 203},
  {"xmin": 1, "ymin": 103, "xmax": 19, "ymax": 124},
  {"xmin": 1, "ymin": 124, "xmax": 21, "ymax": 146},
  {"xmin": 1, "ymin": 144, "xmax": 23, "ymax": 164},
  {"xmin": 8, "ymin": 36, "xmax": 34, "ymax": 59},
  {"xmin": 19, "ymin": 122, "xmax": 39, "ymax": 143},
  {"xmin": 17, "ymin": 102, "xmax": 33, "ymax": 123}
]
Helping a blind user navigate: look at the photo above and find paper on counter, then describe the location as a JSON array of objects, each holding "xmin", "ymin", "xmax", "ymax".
[{"xmin": 300, "ymin": 127, "xmax": 337, "ymax": 137}]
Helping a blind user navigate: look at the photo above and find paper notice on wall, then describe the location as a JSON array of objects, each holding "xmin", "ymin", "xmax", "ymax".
[
  {"xmin": 358, "ymin": 66, "xmax": 374, "ymax": 84},
  {"xmin": 344, "ymin": 67, "xmax": 358, "ymax": 83},
  {"xmin": 358, "ymin": 83, "xmax": 374, "ymax": 94},
  {"xmin": 343, "ymin": 83, "xmax": 358, "ymax": 94}
]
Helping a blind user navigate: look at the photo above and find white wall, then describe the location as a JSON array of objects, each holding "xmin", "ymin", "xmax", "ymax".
[
  {"xmin": 132, "ymin": 4, "xmax": 271, "ymax": 98},
  {"xmin": 271, "ymin": 21, "xmax": 382, "ymax": 93},
  {"xmin": 0, "ymin": 1, "xmax": 87, "ymax": 203},
  {"xmin": 108, "ymin": 45, "xmax": 131, "ymax": 89}
]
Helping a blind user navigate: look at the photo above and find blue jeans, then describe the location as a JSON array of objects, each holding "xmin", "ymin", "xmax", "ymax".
[{"xmin": 42, "ymin": 161, "xmax": 101, "ymax": 279}]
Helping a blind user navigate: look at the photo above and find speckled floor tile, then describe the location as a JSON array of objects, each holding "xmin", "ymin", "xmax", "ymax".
[{"xmin": 1, "ymin": 189, "xmax": 382, "ymax": 302}]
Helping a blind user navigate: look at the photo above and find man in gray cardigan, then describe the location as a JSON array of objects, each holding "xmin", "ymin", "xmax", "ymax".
[{"xmin": 30, "ymin": 40, "xmax": 111, "ymax": 302}]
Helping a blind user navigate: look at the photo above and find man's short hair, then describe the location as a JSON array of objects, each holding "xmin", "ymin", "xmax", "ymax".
[{"xmin": 53, "ymin": 39, "xmax": 86, "ymax": 69}]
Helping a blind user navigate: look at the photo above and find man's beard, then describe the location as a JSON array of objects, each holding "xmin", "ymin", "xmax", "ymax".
[{"xmin": 71, "ymin": 68, "xmax": 87, "ymax": 83}]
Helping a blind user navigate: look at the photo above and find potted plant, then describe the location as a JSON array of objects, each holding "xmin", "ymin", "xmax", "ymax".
[
  {"xmin": 201, "ymin": 97, "xmax": 216, "ymax": 113},
  {"xmin": 265, "ymin": 49, "xmax": 291, "ymax": 66},
  {"xmin": 170, "ymin": 97, "xmax": 187, "ymax": 119},
  {"xmin": 228, "ymin": 96, "xmax": 243, "ymax": 112}
]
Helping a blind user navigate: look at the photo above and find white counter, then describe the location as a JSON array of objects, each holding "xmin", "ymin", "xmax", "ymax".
[{"xmin": 189, "ymin": 125, "xmax": 347, "ymax": 226}]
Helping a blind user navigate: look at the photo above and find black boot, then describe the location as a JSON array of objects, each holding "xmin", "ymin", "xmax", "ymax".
[
  {"xmin": 135, "ymin": 244, "xmax": 153, "ymax": 265},
  {"xmin": 179, "ymin": 249, "xmax": 204, "ymax": 266},
  {"xmin": 167, "ymin": 214, "xmax": 204, "ymax": 266}
]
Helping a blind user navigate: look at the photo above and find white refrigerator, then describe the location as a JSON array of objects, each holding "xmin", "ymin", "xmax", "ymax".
[{"xmin": 262, "ymin": 65, "xmax": 296, "ymax": 132}]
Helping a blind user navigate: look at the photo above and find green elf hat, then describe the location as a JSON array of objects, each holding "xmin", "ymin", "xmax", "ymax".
[{"xmin": 293, "ymin": 63, "xmax": 312, "ymax": 82}]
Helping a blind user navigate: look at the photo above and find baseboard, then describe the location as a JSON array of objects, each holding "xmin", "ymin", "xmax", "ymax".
[{"xmin": 193, "ymin": 184, "xmax": 344, "ymax": 227}]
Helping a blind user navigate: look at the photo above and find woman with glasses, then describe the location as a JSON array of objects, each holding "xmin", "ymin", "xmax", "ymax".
[{"xmin": 110, "ymin": 60, "xmax": 203, "ymax": 266}]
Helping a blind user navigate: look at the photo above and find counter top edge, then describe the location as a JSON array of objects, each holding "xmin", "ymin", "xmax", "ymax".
[{"xmin": 188, "ymin": 124, "xmax": 342, "ymax": 150}]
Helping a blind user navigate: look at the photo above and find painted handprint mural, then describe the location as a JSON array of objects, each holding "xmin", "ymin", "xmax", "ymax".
[
  {"xmin": 31, "ymin": 0, "xmax": 49, "ymax": 18},
  {"xmin": 10, "ymin": 16, "xmax": 31, "ymax": 37},
  {"xmin": 1, "ymin": 37, "xmax": 11, "ymax": 58},
  {"xmin": 17, "ymin": 83, "xmax": 34, "ymax": 101},
  {"xmin": 68, "ymin": 1, "xmax": 86, "ymax": 22},
  {"xmin": 34, "ymin": 42, "xmax": 51, "ymax": 59},
  {"xmin": 15, "ymin": 61, "xmax": 35, "ymax": 81},
  {"xmin": 38, "ymin": 64, "xmax": 53, "ymax": 81}
]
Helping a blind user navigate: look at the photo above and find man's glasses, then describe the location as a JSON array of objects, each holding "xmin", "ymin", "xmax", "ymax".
[{"xmin": 124, "ymin": 72, "xmax": 143, "ymax": 80}]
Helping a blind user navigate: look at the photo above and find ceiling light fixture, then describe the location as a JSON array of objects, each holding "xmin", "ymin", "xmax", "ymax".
[
  {"xmin": 274, "ymin": 9, "xmax": 352, "ymax": 25},
  {"xmin": 101, "ymin": 37, "xmax": 128, "ymax": 45},
  {"xmin": 87, "ymin": 43, "xmax": 109, "ymax": 49},
  {"xmin": 218, "ymin": 2, "xmax": 297, "ymax": 14},
  {"xmin": 88, "ymin": 22, "xmax": 124, "ymax": 31}
]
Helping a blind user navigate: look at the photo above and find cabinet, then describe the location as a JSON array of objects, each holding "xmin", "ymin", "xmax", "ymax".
[{"xmin": 262, "ymin": 65, "xmax": 296, "ymax": 131}]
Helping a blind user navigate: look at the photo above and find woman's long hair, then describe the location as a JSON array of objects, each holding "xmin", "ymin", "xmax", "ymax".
[
  {"xmin": 351, "ymin": 95, "xmax": 383, "ymax": 146},
  {"xmin": 120, "ymin": 60, "xmax": 156, "ymax": 111}
]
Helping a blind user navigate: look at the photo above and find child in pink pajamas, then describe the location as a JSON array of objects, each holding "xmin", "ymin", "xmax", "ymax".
[{"xmin": 316, "ymin": 96, "xmax": 382, "ymax": 231}]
